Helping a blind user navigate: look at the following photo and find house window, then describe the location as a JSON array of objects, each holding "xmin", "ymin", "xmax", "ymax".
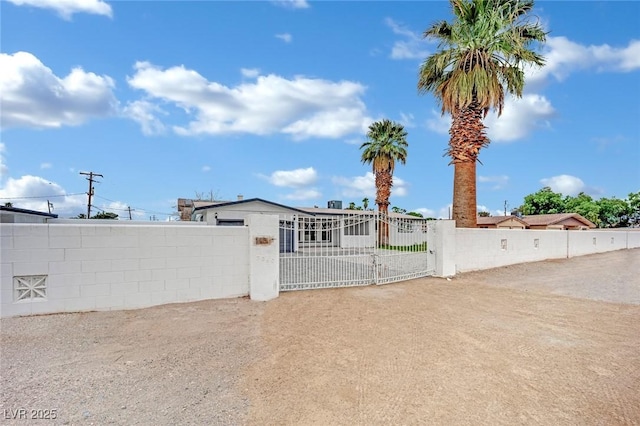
[
  {"xmin": 300, "ymin": 219, "xmax": 332, "ymax": 243},
  {"xmin": 344, "ymin": 219, "xmax": 370, "ymax": 236},
  {"xmin": 14, "ymin": 275, "xmax": 47, "ymax": 301},
  {"xmin": 395, "ymin": 220, "xmax": 413, "ymax": 233}
]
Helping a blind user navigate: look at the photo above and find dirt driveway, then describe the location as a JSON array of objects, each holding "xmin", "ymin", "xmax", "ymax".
[{"xmin": 1, "ymin": 249, "xmax": 639, "ymax": 425}]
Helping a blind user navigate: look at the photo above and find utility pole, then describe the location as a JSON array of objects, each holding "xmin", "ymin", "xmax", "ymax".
[
  {"xmin": 47, "ymin": 200, "xmax": 54, "ymax": 214},
  {"xmin": 127, "ymin": 206, "xmax": 133, "ymax": 220},
  {"xmin": 80, "ymin": 171, "xmax": 103, "ymax": 219},
  {"xmin": 504, "ymin": 200, "xmax": 508, "ymax": 216}
]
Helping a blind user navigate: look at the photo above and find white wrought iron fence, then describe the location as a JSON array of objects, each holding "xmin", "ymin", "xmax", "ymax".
[{"xmin": 279, "ymin": 212, "xmax": 433, "ymax": 291}]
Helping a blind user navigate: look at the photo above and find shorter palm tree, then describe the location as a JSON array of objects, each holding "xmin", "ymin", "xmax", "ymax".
[{"xmin": 360, "ymin": 119, "xmax": 408, "ymax": 245}]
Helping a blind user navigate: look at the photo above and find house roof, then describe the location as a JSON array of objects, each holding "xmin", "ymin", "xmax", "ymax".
[
  {"xmin": 0, "ymin": 205, "xmax": 58, "ymax": 218},
  {"xmin": 299, "ymin": 207, "xmax": 424, "ymax": 219},
  {"xmin": 477, "ymin": 215, "xmax": 528, "ymax": 226},
  {"xmin": 192, "ymin": 198, "xmax": 314, "ymax": 216},
  {"xmin": 522, "ymin": 213, "xmax": 596, "ymax": 228}
]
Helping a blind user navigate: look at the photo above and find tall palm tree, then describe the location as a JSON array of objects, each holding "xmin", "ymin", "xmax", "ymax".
[
  {"xmin": 360, "ymin": 119, "xmax": 408, "ymax": 244},
  {"xmin": 418, "ymin": 0, "xmax": 546, "ymax": 227}
]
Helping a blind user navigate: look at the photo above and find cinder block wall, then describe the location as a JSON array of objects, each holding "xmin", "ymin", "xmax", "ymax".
[
  {"xmin": 1, "ymin": 223, "xmax": 250, "ymax": 317},
  {"xmin": 455, "ymin": 228, "xmax": 640, "ymax": 273}
]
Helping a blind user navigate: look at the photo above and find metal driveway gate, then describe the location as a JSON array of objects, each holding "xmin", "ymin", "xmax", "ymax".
[{"xmin": 279, "ymin": 213, "xmax": 434, "ymax": 291}]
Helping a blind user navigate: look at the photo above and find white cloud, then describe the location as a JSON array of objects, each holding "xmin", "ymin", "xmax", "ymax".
[
  {"xmin": 275, "ymin": 33, "xmax": 293, "ymax": 43},
  {"xmin": 122, "ymin": 100, "xmax": 166, "ymax": 136},
  {"xmin": 0, "ymin": 51, "xmax": 117, "ymax": 129},
  {"xmin": 412, "ymin": 207, "xmax": 436, "ymax": 218},
  {"xmin": 40, "ymin": 162, "xmax": 52, "ymax": 170},
  {"xmin": 271, "ymin": 0, "xmax": 309, "ymax": 9},
  {"xmin": 241, "ymin": 68, "xmax": 260, "ymax": 78},
  {"xmin": 284, "ymin": 189, "xmax": 322, "ymax": 200},
  {"xmin": 484, "ymin": 95, "xmax": 555, "ymax": 142},
  {"xmin": 94, "ymin": 200, "xmax": 145, "ymax": 219},
  {"xmin": 6, "ymin": 0, "xmax": 112, "ymax": 19},
  {"xmin": 399, "ymin": 112, "xmax": 415, "ymax": 128},
  {"xmin": 265, "ymin": 167, "xmax": 317, "ymax": 188},
  {"xmin": 202, "ymin": 166, "xmax": 211, "ymax": 172},
  {"xmin": 526, "ymin": 37, "xmax": 640, "ymax": 86},
  {"xmin": 540, "ymin": 174, "xmax": 586, "ymax": 196},
  {"xmin": 0, "ymin": 175, "xmax": 85, "ymax": 215},
  {"xmin": 0, "ymin": 143, "xmax": 8, "ymax": 180},
  {"xmin": 426, "ymin": 95, "xmax": 555, "ymax": 142},
  {"xmin": 385, "ymin": 18, "xmax": 431, "ymax": 60},
  {"xmin": 127, "ymin": 62, "xmax": 372, "ymax": 140},
  {"xmin": 332, "ymin": 172, "xmax": 408, "ymax": 198},
  {"xmin": 478, "ymin": 175, "xmax": 509, "ymax": 190},
  {"xmin": 426, "ymin": 110, "xmax": 451, "ymax": 135}
]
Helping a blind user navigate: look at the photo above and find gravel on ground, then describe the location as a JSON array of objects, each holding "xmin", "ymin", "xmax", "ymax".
[{"xmin": 1, "ymin": 249, "xmax": 639, "ymax": 425}]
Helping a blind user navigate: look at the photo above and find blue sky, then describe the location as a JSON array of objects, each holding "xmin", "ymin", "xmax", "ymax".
[{"xmin": 1, "ymin": 0, "xmax": 638, "ymax": 220}]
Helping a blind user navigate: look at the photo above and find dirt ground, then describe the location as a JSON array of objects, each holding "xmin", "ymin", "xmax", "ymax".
[{"xmin": 1, "ymin": 249, "xmax": 639, "ymax": 425}]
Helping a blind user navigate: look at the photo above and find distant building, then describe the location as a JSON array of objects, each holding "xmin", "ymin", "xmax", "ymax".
[
  {"xmin": 522, "ymin": 213, "xmax": 596, "ymax": 230},
  {"xmin": 477, "ymin": 215, "xmax": 528, "ymax": 229},
  {"xmin": 0, "ymin": 206, "xmax": 58, "ymax": 223}
]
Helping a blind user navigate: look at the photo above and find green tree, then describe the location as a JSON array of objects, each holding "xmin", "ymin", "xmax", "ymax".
[
  {"xmin": 347, "ymin": 202, "xmax": 357, "ymax": 210},
  {"xmin": 564, "ymin": 192, "xmax": 601, "ymax": 226},
  {"xmin": 627, "ymin": 191, "xmax": 640, "ymax": 227},
  {"xmin": 391, "ymin": 206, "xmax": 407, "ymax": 214},
  {"xmin": 360, "ymin": 119, "xmax": 408, "ymax": 244},
  {"xmin": 407, "ymin": 211, "xmax": 424, "ymax": 218},
  {"xmin": 362, "ymin": 197, "xmax": 369, "ymax": 210},
  {"xmin": 597, "ymin": 197, "xmax": 630, "ymax": 228},
  {"xmin": 520, "ymin": 187, "xmax": 565, "ymax": 215},
  {"xmin": 478, "ymin": 211, "xmax": 491, "ymax": 217},
  {"xmin": 418, "ymin": 0, "xmax": 546, "ymax": 228},
  {"xmin": 92, "ymin": 212, "xmax": 119, "ymax": 220}
]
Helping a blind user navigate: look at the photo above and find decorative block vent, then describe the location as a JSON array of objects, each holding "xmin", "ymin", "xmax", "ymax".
[
  {"xmin": 14, "ymin": 275, "xmax": 47, "ymax": 301},
  {"xmin": 611, "ymin": 237, "xmax": 615, "ymax": 244},
  {"xmin": 500, "ymin": 239, "xmax": 507, "ymax": 250},
  {"xmin": 534, "ymin": 238, "xmax": 540, "ymax": 249}
]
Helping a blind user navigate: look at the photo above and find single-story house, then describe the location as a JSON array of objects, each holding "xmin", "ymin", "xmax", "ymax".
[
  {"xmin": 191, "ymin": 198, "xmax": 428, "ymax": 252},
  {"xmin": 0, "ymin": 206, "xmax": 58, "ymax": 223},
  {"xmin": 522, "ymin": 213, "xmax": 596, "ymax": 230},
  {"xmin": 477, "ymin": 215, "xmax": 528, "ymax": 229}
]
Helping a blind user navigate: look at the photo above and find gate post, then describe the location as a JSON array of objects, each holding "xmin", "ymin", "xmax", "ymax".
[
  {"xmin": 427, "ymin": 220, "xmax": 456, "ymax": 277},
  {"xmin": 246, "ymin": 214, "xmax": 279, "ymax": 301}
]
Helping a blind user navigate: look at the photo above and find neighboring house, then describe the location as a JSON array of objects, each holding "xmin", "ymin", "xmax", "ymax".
[
  {"xmin": 0, "ymin": 206, "xmax": 58, "ymax": 223},
  {"xmin": 523, "ymin": 213, "xmax": 596, "ymax": 230},
  {"xmin": 192, "ymin": 198, "xmax": 428, "ymax": 252},
  {"xmin": 477, "ymin": 215, "xmax": 528, "ymax": 229}
]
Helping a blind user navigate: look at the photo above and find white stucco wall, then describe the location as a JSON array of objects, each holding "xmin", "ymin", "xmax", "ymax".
[
  {"xmin": 455, "ymin": 228, "xmax": 640, "ymax": 273},
  {"xmin": 1, "ymin": 223, "xmax": 250, "ymax": 318}
]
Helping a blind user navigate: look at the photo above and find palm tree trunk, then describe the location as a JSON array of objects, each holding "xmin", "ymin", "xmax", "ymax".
[
  {"xmin": 448, "ymin": 102, "xmax": 488, "ymax": 228},
  {"xmin": 452, "ymin": 161, "xmax": 477, "ymax": 228},
  {"xmin": 375, "ymin": 171, "xmax": 392, "ymax": 245}
]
